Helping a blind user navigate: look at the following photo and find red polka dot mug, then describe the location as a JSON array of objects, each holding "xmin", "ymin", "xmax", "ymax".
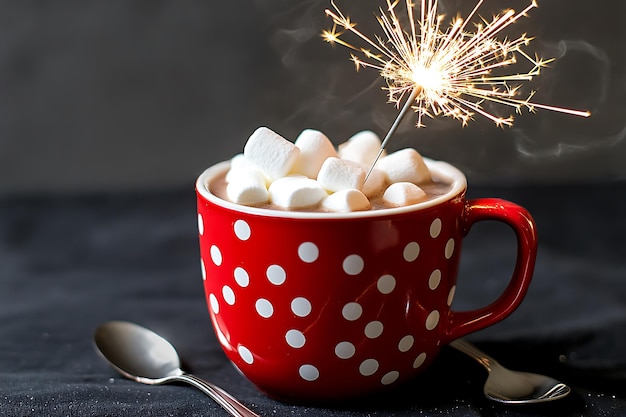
[{"xmin": 195, "ymin": 159, "xmax": 537, "ymax": 403}]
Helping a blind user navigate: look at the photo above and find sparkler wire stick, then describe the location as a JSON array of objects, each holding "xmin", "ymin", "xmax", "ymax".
[{"xmin": 366, "ymin": 86, "xmax": 421, "ymax": 180}]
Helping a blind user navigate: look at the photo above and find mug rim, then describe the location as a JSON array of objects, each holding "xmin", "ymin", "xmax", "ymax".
[{"xmin": 196, "ymin": 158, "xmax": 467, "ymax": 220}]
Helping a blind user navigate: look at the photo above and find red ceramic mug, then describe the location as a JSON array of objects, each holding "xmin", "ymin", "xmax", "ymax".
[{"xmin": 196, "ymin": 158, "xmax": 537, "ymax": 403}]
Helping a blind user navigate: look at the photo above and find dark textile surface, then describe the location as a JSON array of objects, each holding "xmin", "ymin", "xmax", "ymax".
[{"xmin": 1, "ymin": 183, "xmax": 625, "ymax": 416}]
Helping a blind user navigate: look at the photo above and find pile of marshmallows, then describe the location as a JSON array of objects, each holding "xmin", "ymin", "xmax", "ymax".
[{"xmin": 224, "ymin": 127, "xmax": 432, "ymax": 212}]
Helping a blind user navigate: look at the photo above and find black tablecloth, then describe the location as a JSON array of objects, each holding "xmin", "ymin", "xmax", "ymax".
[{"xmin": 2, "ymin": 183, "xmax": 625, "ymax": 416}]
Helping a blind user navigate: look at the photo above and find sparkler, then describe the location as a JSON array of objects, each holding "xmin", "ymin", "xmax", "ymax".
[{"xmin": 323, "ymin": 0, "xmax": 590, "ymax": 174}]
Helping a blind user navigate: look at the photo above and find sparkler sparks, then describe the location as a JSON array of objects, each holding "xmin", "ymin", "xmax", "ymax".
[{"xmin": 323, "ymin": 0, "xmax": 590, "ymax": 162}]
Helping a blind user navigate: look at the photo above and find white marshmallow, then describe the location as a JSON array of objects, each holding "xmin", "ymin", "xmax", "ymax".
[
  {"xmin": 229, "ymin": 153, "xmax": 249, "ymax": 171},
  {"xmin": 268, "ymin": 175, "xmax": 328, "ymax": 209},
  {"xmin": 361, "ymin": 166, "xmax": 387, "ymax": 198},
  {"xmin": 338, "ymin": 131, "xmax": 386, "ymax": 165},
  {"xmin": 376, "ymin": 148, "xmax": 431, "ymax": 184},
  {"xmin": 321, "ymin": 189, "xmax": 371, "ymax": 212},
  {"xmin": 226, "ymin": 176, "xmax": 269, "ymax": 206},
  {"xmin": 317, "ymin": 157, "xmax": 366, "ymax": 193},
  {"xmin": 226, "ymin": 155, "xmax": 269, "ymax": 186},
  {"xmin": 243, "ymin": 127, "xmax": 300, "ymax": 181},
  {"xmin": 292, "ymin": 129, "xmax": 338, "ymax": 179},
  {"xmin": 382, "ymin": 182, "xmax": 427, "ymax": 207}
]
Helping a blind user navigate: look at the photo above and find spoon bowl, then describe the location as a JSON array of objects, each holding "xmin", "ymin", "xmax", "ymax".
[
  {"xmin": 450, "ymin": 339, "xmax": 571, "ymax": 404},
  {"xmin": 94, "ymin": 321, "xmax": 260, "ymax": 416}
]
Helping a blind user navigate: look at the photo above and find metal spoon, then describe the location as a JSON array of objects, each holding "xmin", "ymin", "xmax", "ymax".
[
  {"xmin": 450, "ymin": 338, "xmax": 571, "ymax": 404},
  {"xmin": 94, "ymin": 321, "xmax": 260, "ymax": 417}
]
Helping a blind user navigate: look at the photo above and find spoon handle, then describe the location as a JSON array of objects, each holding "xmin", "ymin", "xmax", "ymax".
[
  {"xmin": 174, "ymin": 373, "xmax": 260, "ymax": 417},
  {"xmin": 449, "ymin": 339, "xmax": 496, "ymax": 372}
]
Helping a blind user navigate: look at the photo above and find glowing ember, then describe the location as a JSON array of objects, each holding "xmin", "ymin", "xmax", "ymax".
[{"xmin": 323, "ymin": 0, "xmax": 590, "ymax": 166}]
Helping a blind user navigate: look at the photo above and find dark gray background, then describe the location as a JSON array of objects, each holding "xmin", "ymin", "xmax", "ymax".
[{"xmin": 0, "ymin": 0, "xmax": 622, "ymax": 194}]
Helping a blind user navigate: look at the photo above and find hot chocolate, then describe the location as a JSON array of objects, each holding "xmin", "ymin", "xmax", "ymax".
[{"xmin": 209, "ymin": 170, "xmax": 452, "ymax": 212}]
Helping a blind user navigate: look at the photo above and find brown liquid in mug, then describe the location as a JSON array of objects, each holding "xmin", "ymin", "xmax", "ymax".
[{"xmin": 209, "ymin": 172, "xmax": 453, "ymax": 212}]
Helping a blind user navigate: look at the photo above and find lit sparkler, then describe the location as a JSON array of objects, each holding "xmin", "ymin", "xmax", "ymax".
[{"xmin": 323, "ymin": 0, "xmax": 590, "ymax": 172}]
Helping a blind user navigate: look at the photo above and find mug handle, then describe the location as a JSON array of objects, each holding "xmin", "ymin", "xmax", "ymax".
[{"xmin": 445, "ymin": 198, "xmax": 537, "ymax": 343}]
